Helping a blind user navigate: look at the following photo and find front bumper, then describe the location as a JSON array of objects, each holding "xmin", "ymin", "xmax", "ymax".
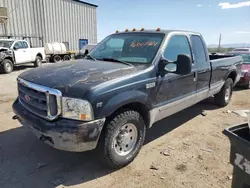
[{"xmin": 12, "ymin": 99, "xmax": 106, "ymax": 152}]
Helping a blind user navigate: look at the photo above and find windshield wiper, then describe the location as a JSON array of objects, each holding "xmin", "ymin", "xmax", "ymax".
[
  {"xmin": 100, "ymin": 58, "xmax": 133, "ymax": 66},
  {"xmin": 85, "ymin": 54, "xmax": 96, "ymax": 61}
]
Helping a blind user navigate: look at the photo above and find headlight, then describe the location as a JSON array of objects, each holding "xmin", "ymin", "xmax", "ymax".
[{"xmin": 62, "ymin": 97, "xmax": 94, "ymax": 121}]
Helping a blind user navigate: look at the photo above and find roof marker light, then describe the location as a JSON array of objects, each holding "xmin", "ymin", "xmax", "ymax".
[
  {"xmin": 141, "ymin": 28, "xmax": 145, "ymax": 31},
  {"xmin": 116, "ymin": 30, "xmax": 119, "ymax": 33},
  {"xmin": 132, "ymin": 28, "xmax": 136, "ymax": 31},
  {"xmin": 156, "ymin": 28, "xmax": 161, "ymax": 31},
  {"xmin": 125, "ymin": 29, "xmax": 129, "ymax": 32}
]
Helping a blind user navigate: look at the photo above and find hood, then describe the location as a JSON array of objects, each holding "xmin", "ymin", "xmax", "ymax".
[
  {"xmin": 19, "ymin": 59, "xmax": 143, "ymax": 98},
  {"xmin": 242, "ymin": 64, "xmax": 250, "ymax": 71},
  {"xmin": 0, "ymin": 47, "xmax": 10, "ymax": 51}
]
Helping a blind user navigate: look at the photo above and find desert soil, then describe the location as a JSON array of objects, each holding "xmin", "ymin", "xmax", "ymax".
[{"xmin": 0, "ymin": 63, "xmax": 249, "ymax": 188}]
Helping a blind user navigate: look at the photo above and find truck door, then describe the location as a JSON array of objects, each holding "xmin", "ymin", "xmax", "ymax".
[
  {"xmin": 13, "ymin": 41, "xmax": 30, "ymax": 64},
  {"xmin": 190, "ymin": 35, "xmax": 211, "ymax": 102},
  {"xmin": 154, "ymin": 34, "xmax": 197, "ymax": 120}
]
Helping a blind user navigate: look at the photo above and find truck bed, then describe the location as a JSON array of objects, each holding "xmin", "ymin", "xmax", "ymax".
[{"xmin": 209, "ymin": 55, "xmax": 242, "ymax": 86}]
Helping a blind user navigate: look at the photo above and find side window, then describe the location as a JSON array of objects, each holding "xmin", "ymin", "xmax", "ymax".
[
  {"xmin": 164, "ymin": 35, "xmax": 192, "ymax": 62},
  {"xmin": 22, "ymin": 41, "xmax": 28, "ymax": 49},
  {"xmin": 190, "ymin": 35, "xmax": 207, "ymax": 65},
  {"xmin": 14, "ymin": 42, "xmax": 23, "ymax": 49}
]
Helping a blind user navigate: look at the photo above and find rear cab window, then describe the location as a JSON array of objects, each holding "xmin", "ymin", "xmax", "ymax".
[{"xmin": 190, "ymin": 35, "xmax": 208, "ymax": 67}]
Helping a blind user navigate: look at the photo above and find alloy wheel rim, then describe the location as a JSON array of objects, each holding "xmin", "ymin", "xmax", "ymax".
[
  {"xmin": 113, "ymin": 123, "xmax": 138, "ymax": 156},
  {"xmin": 5, "ymin": 63, "xmax": 11, "ymax": 72},
  {"xmin": 225, "ymin": 85, "xmax": 231, "ymax": 102}
]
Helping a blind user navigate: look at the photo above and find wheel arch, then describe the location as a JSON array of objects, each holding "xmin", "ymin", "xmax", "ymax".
[
  {"xmin": 227, "ymin": 70, "xmax": 237, "ymax": 85},
  {"xmin": 98, "ymin": 91, "xmax": 152, "ymax": 128},
  {"xmin": 36, "ymin": 53, "xmax": 43, "ymax": 59}
]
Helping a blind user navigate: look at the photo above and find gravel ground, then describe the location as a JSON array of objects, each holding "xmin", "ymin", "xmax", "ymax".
[{"xmin": 0, "ymin": 64, "xmax": 249, "ymax": 188}]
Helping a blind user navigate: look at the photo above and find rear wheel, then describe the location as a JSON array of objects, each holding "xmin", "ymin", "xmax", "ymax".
[
  {"xmin": 34, "ymin": 56, "xmax": 42, "ymax": 67},
  {"xmin": 63, "ymin": 55, "xmax": 71, "ymax": 61},
  {"xmin": 214, "ymin": 78, "xmax": 233, "ymax": 107},
  {"xmin": 244, "ymin": 81, "xmax": 250, "ymax": 89},
  {"xmin": 53, "ymin": 55, "xmax": 62, "ymax": 63},
  {"xmin": 99, "ymin": 110, "xmax": 146, "ymax": 169},
  {"xmin": 1, "ymin": 59, "xmax": 13, "ymax": 74}
]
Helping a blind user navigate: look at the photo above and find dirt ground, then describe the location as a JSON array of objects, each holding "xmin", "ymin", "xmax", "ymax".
[{"xmin": 0, "ymin": 64, "xmax": 249, "ymax": 188}]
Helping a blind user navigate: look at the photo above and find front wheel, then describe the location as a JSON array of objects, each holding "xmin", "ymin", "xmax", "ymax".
[
  {"xmin": 214, "ymin": 78, "xmax": 233, "ymax": 107},
  {"xmin": 1, "ymin": 59, "xmax": 13, "ymax": 74},
  {"xmin": 99, "ymin": 110, "xmax": 146, "ymax": 169}
]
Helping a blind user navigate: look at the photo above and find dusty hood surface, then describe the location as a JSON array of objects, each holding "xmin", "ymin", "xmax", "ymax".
[{"xmin": 19, "ymin": 59, "xmax": 142, "ymax": 98}]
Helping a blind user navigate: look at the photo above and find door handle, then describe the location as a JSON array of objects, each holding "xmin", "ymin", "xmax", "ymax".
[{"xmin": 194, "ymin": 72, "xmax": 197, "ymax": 82}]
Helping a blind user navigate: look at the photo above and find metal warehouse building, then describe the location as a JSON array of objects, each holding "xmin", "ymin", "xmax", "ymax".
[{"xmin": 0, "ymin": 0, "xmax": 97, "ymax": 50}]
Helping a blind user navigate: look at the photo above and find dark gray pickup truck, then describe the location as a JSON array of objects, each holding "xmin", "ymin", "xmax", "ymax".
[{"xmin": 13, "ymin": 29, "xmax": 242, "ymax": 168}]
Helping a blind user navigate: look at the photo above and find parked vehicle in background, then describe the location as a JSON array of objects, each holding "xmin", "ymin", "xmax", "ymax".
[
  {"xmin": 74, "ymin": 44, "xmax": 97, "ymax": 59},
  {"xmin": 0, "ymin": 39, "xmax": 45, "ymax": 74},
  {"xmin": 45, "ymin": 42, "xmax": 75, "ymax": 63},
  {"xmin": 231, "ymin": 48, "xmax": 250, "ymax": 52},
  {"xmin": 228, "ymin": 52, "xmax": 250, "ymax": 89},
  {"xmin": 13, "ymin": 29, "xmax": 242, "ymax": 169}
]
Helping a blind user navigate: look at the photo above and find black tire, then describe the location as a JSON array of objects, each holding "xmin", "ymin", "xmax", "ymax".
[
  {"xmin": 34, "ymin": 56, "xmax": 42, "ymax": 67},
  {"xmin": 53, "ymin": 55, "xmax": 62, "ymax": 63},
  {"xmin": 99, "ymin": 110, "xmax": 146, "ymax": 169},
  {"xmin": 1, "ymin": 59, "xmax": 13, "ymax": 74},
  {"xmin": 63, "ymin": 55, "xmax": 71, "ymax": 61},
  {"xmin": 244, "ymin": 81, "xmax": 250, "ymax": 89},
  {"xmin": 214, "ymin": 78, "xmax": 233, "ymax": 107}
]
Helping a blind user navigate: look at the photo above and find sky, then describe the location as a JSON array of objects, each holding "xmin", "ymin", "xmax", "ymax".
[{"xmin": 87, "ymin": 0, "xmax": 250, "ymax": 45}]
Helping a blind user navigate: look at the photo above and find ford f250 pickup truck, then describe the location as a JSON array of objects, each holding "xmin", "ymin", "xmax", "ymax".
[
  {"xmin": 12, "ymin": 29, "xmax": 242, "ymax": 169},
  {"xmin": 0, "ymin": 39, "xmax": 45, "ymax": 74}
]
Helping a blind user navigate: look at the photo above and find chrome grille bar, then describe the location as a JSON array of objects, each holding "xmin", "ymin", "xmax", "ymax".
[{"xmin": 17, "ymin": 78, "xmax": 62, "ymax": 120}]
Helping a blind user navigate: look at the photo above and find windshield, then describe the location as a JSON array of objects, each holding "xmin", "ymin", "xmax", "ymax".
[
  {"xmin": 88, "ymin": 33, "xmax": 165, "ymax": 64},
  {"xmin": 233, "ymin": 54, "xmax": 250, "ymax": 64},
  {"xmin": 0, "ymin": 40, "xmax": 13, "ymax": 48}
]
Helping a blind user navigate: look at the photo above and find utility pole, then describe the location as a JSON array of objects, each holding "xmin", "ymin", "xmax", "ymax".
[{"xmin": 218, "ymin": 33, "xmax": 222, "ymax": 52}]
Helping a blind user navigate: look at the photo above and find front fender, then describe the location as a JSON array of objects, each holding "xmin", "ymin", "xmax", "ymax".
[
  {"xmin": 0, "ymin": 50, "xmax": 14, "ymax": 64},
  {"xmin": 98, "ymin": 90, "xmax": 150, "ymax": 117}
]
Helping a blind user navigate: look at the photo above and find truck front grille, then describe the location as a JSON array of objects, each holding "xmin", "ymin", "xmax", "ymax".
[{"xmin": 17, "ymin": 78, "xmax": 62, "ymax": 120}]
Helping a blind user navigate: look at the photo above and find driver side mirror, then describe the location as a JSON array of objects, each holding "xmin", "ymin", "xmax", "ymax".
[
  {"xmin": 84, "ymin": 49, "xmax": 89, "ymax": 56},
  {"xmin": 159, "ymin": 54, "xmax": 192, "ymax": 76},
  {"xmin": 13, "ymin": 46, "xmax": 18, "ymax": 50}
]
